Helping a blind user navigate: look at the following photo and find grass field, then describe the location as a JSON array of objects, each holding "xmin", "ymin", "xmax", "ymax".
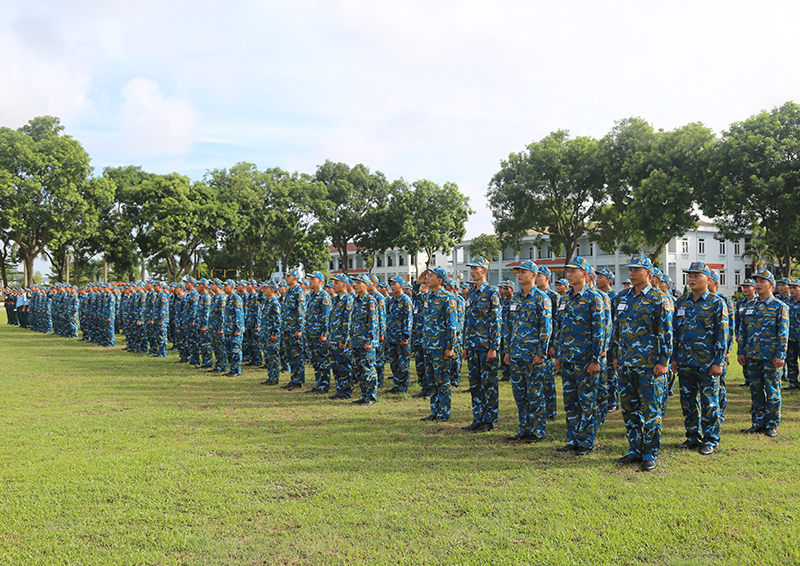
[{"xmin": 1, "ymin": 317, "xmax": 799, "ymax": 565}]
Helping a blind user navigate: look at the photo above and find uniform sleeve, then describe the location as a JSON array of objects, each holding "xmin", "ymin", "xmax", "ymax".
[
  {"xmin": 590, "ymin": 294, "xmax": 604, "ymax": 364},
  {"xmin": 726, "ymin": 298, "xmax": 735, "ymax": 353},
  {"xmin": 236, "ymin": 296, "xmax": 245, "ymax": 333},
  {"xmin": 536, "ymin": 293, "xmax": 552, "ymax": 359},
  {"xmin": 504, "ymin": 299, "xmax": 514, "ymax": 347},
  {"xmin": 489, "ymin": 289, "xmax": 502, "ymax": 350},
  {"xmin": 737, "ymin": 304, "xmax": 748, "ymax": 353},
  {"xmin": 402, "ymin": 297, "xmax": 412, "ymax": 341},
  {"xmin": 713, "ymin": 299, "xmax": 728, "ymax": 367},
  {"xmin": 445, "ymin": 297, "xmax": 457, "ymax": 351},
  {"xmin": 777, "ymin": 303, "xmax": 790, "ymax": 359},
  {"xmin": 656, "ymin": 296, "xmax": 673, "ymax": 367},
  {"xmin": 321, "ymin": 294, "xmax": 331, "ymax": 336}
]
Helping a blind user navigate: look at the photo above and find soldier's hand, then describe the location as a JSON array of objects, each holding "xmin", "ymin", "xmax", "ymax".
[
  {"xmin": 532, "ymin": 355, "xmax": 544, "ymax": 366},
  {"xmin": 364, "ymin": 344, "xmax": 372, "ymax": 351},
  {"xmin": 555, "ymin": 359, "xmax": 561, "ymax": 372},
  {"xmin": 380, "ymin": 336, "xmax": 385, "ymax": 343},
  {"xmin": 234, "ymin": 332, "xmax": 240, "ymax": 337},
  {"xmin": 548, "ymin": 347, "xmax": 555, "ymax": 358},
  {"xmin": 294, "ymin": 331, "xmax": 302, "ymax": 339},
  {"xmin": 588, "ymin": 361, "xmax": 600, "ymax": 376},
  {"xmin": 671, "ymin": 361, "xmax": 678, "ymax": 373},
  {"xmin": 339, "ymin": 342, "xmax": 346, "ymax": 349},
  {"xmin": 774, "ymin": 357, "xmax": 785, "ymax": 369},
  {"xmin": 270, "ymin": 336, "xmax": 277, "ymax": 342},
  {"xmin": 737, "ymin": 354, "xmax": 746, "ymax": 366},
  {"xmin": 503, "ymin": 352, "xmax": 510, "ymax": 365},
  {"xmin": 709, "ymin": 364, "xmax": 723, "ymax": 377},
  {"xmin": 218, "ymin": 330, "xmax": 223, "ymax": 335},
  {"xmin": 487, "ymin": 348, "xmax": 497, "ymax": 361},
  {"xmin": 653, "ymin": 363, "xmax": 668, "ymax": 377},
  {"xmin": 400, "ymin": 340, "xmax": 408, "ymax": 347},
  {"xmin": 319, "ymin": 336, "xmax": 327, "ymax": 343},
  {"xmin": 462, "ymin": 349, "xmax": 468, "ymax": 360},
  {"xmin": 444, "ymin": 348, "xmax": 455, "ymax": 359}
]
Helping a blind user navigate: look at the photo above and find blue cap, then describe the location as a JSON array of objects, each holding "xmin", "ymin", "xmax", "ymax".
[
  {"xmin": 789, "ymin": 279, "xmax": 800, "ymax": 287},
  {"xmin": 352, "ymin": 273, "xmax": 370, "ymax": 284},
  {"xmin": 499, "ymin": 279, "xmax": 515, "ymax": 288},
  {"xmin": 285, "ymin": 268, "xmax": 301, "ymax": 279},
  {"xmin": 466, "ymin": 256, "xmax": 490, "ymax": 270},
  {"xmin": 709, "ymin": 269, "xmax": 720, "ymax": 283},
  {"xmin": 597, "ymin": 268, "xmax": 615, "ymax": 283},
  {"xmin": 626, "ymin": 254, "xmax": 653, "ymax": 270},
  {"xmin": 753, "ymin": 269, "xmax": 775, "ymax": 284},
  {"xmin": 369, "ymin": 275, "xmax": 380, "ymax": 284},
  {"xmin": 333, "ymin": 273, "xmax": 349, "ymax": 283},
  {"xmin": 266, "ymin": 281, "xmax": 278, "ymax": 290},
  {"xmin": 663, "ymin": 275, "xmax": 673, "ymax": 288},
  {"xmin": 564, "ymin": 256, "xmax": 592, "ymax": 273},
  {"xmin": 309, "ymin": 271, "xmax": 325, "ymax": 282},
  {"xmin": 429, "ymin": 266, "xmax": 448, "ymax": 281},
  {"xmin": 513, "ymin": 259, "xmax": 539, "ymax": 273},
  {"xmin": 742, "ymin": 278, "xmax": 755, "ymax": 286},
  {"xmin": 224, "ymin": 279, "xmax": 235, "ymax": 287},
  {"xmin": 558, "ymin": 278, "xmax": 569, "ymax": 286},
  {"xmin": 651, "ymin": 267, "xmax": 664, "ymax": 279},
  {"xmin": 537, "ymin": 265, "xmax": 552, "ymax": 279},
  {"xmin": 779, "ymin": 277, "xmax": 791, "ymax": 285},
  {"xmin": 389, "ymin": 275, "xmax": 405, "ymax": 285},
  {"xmin": 686, "ymin": 262, "xmax": 712, "ymax": 277}
]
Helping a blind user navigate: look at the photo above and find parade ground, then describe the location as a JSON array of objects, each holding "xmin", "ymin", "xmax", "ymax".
[{"xmin": 0, "ymin": 316, "xmax": 798, "ymax": 566}]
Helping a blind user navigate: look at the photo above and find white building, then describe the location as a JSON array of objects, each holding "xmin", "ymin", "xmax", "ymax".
[{"xmin": 327, "ymin": 220, "xmax": 752, "ymax": 295}]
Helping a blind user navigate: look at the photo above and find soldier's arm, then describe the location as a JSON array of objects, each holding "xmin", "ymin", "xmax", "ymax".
[
  {"xmin": 589, "ymin": 295, "xmax": 604, "ymax": 364},
  {"xmin": 712, "ymin": 299, "xmax": 728, "ymax": 368},
  {"xmin": 535, "ymin": 294, "xmax": 552, "ymax": 361},
  {"xmin": 656, "ymin": 296, "xmax": 673, "ymax": 368}
]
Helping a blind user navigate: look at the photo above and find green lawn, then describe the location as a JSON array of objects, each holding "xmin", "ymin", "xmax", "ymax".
[{"xmin": 0, "ymin": 317, "xmax": 798, "ymax": 565}]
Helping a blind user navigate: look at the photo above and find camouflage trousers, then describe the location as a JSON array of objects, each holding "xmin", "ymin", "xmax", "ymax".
[
  {"xmin": 352, "ymin": 347, "xmax": 377, "ymax": 402},
  {"xmin": 284, "ymin": 333, "xmax": 306, "ymax": 384},
  {"xmin": 307, "ymin": 335, "xmax": 331, "ymax": 390},
  {"xmin": 718, "ymin": 361, "xmax": 728, "ymax": 422},
  {"xmin": 212, "ymin": 332, "xmax": 227, "ymax": 372},
  {"xmin": 466, "ymin": 350, "xmax": 499, "ymax": 425},
  {"xmin": 746, "ymin": 358, "xmax": 781, "ymax": 429},
  {"xmin": 786, "ymin": 341, "xmax": 800, "ymax": 386},
  {"xmin": 330, "ymin": 344, "xmax": 354, "ymax": 398},
  {"xmin": 619, "ymin": 366, "xmax": 665, "ymax": 462},
  {"xmin": 260, "ymin": 339, "xmax": 280, "ymax": 383},
  {"xmin": 225, "ymin": 333, "xmax": 243, "ymax": 376},
  {"xmin": 198, "ymin": 329, "xmax": 213, "ymax": 368},
  {"xmin": 510, "ymin": 358, "xmax": 546, "ymax": 438},
  {"xmin": 677, "ymin": 366, "xmax": 721, "ymax": 447},
  {"xmin": 149, "ymin": 324, "xmax": 168, "ymax": 357},
  {"xmin": 386, "ymin": 342, "xmax": 410, "ymax": 391},
  {"xmin": 659, "ymin": 369, "xmax": 677, "ymax": 417},
  {"xmin": 499, "ymin": 340, "xmax": 511, "ymax": 381},
  {"xmin": 413, "ymin": 342, "xmax": 430, "ymax": 394},
  {"xmin": 375, "ymin": 341, "xmax": 386, "ymax": 387},
  {"xmin": 595, "ymin": 359, "xmax": 611, "ymax": 430},
  {"xmin": 242, "ymin": 327, "xmax": 256, "ymax": 365},
  {"xmin": 186, "ymin": 326, "xmax": 200, "ymax": 365},
  {"xmin": 449, "ymin": 344, "xmax": 463, "ymax": 387},
  {"xmin": 279, "ymin": 335, "xmax": 290, "ymax": 371},
  {"xmin": 425, "ymin": 348, "xmax": 452, "ymax": 419},
  {"xmin": 561, "ymin": 362, "xmax": 599, "ymax": 449},
  {"xmin": 543, "ymin": 358, "xmax": 557, "ymax": 420}
]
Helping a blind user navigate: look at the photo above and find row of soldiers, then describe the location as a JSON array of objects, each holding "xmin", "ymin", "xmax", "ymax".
[{"xmin": 5, "ymin": 255, "xmax": 793, "ymax": 472}]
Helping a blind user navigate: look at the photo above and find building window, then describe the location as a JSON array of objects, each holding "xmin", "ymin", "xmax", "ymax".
[
  {"xmin": 698, "ymin": 239, "xmax": 705, "ymax": 255},
  {"xmin": 719, "ymin": 241, "xmax": 726, "ymax": 255},
  {"xmin": 348, "ymin": 258, "xmax": 353, "ymax": 269},
  {"xmin": 720, "ymin": 270, "xmax": 726, "ymax": 286},
  {"xmin": 682, "ymin": 272, "xmax": 688, "ymax": 286},
  {"xmin": 528, "ymin": 247, "xmax": 534, "ymax": 259},
  {"xmin": 399, "ymin": 255, "xmax": 405, "ymax": 266},
  {"xmin": 682, "ymin": 239, "xmax": 689, "ymax": 254},
  {"xmin": 430, "ymin": 255, "xmax": 437, "ymax": 266},
  {"xmin": 377, "ymin": 257, "xmax": 383, "ymax": 267},
  {"xmin": 387, "ymin": 256, "xmax": 393, "ymax": 267},
  {"xmin": 589, "ymin": 242, "xmax": 594, "ymax": 256},
  {"xmin": 735, "ymin": 270, "xmax": 741, "ymax": 286},
  {"xmin": 329, "ymin": 260, "xmax": 334, "ymax": 270},
  {"xmin": 734, "ymin": 241, "xmax": 741, "ymax": 255},
  {"xmin": 538, "ymin": 247, "xmax": 543, "ymax": 259},
  {"xmin": 503, "ymin": 248, "xmax": 514, "ymax": 261},
  {"xmin": 548, "ymin": 248, "xmax": 553, "ymax": 258}
]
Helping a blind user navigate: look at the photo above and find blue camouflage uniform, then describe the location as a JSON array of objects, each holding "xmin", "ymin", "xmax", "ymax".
[
  {"xmin": 386, "ymin": 277, "xmax": 413, "ymax": 392},
  {"xmin": 784, "ymin": 283, "xmax": 800, "ymax": 389},
  {"xmin": 735, "ymin": 280, "xmax": 756, "ymax": 386},
  {"xmin": 538, "ymin": 266, "xmax": 561, "ymax": 421},
  {"xmin": 423, "ymin": 267, "xmax": 458, "ymax": 420},
  {"xmin": 196, "ymin": 283, "xmax": 213, "ymax": 368},
  {"xmin": 738, "ymin": 270, "xmax": 789, "ymax": 432},
  {"xmin": 411, "ymin": 285, "xmax": 430, "ymax": 395},
  {"xmin": 462, "ymin": 257, "xmax": 503, "ymax": 429},
  {"xmin": 224, "ymin": 286, "xmax": 245, "ymax": 376},
  {"xmin": 329, "ymin": 278, "xmax": 355, "ymax": 398},
  {"xmin": 673, "ymin": 262, "xmax": 729, "ymax": 449},
  {"xmin": 553, "ymin": 257, "xmax": 604, "ymax": 452},
  {"xmin": 306, "ymin": 274, "xmax": 332, "ymax": 392},
  {"xmin": 184, "ymin": 284, "xmax": 200, "ymax": 365},
  {"xmin": 259, "ymin": 285, "xmax": 282, "ymax": 385},
  {"xmin": 282, "ymin": 274, "xmax": 307, "ymax": 386},
  {"xmin": 150, "ymin": 287, "xmax": 170, "ymax": 357},
  {"xmin": 351, "ymin": 276, "xmax": 378, "ymax": 404},
  {"xmin": 211, "ymin": 286, "xmax": 228, "ymax": 372},
  {"xmin": 448, "ymin": 285, "xmax": 465, "ymax": 388},
  {"xmin": 370, "ymin": 279, "xmax": 387, "ymax": 387},
  {"xmin": 506, "ymin": 261, "xmax": 553, "ymax": 440},
  {"xmin": 610, "ymin": 255, "xmax": 673, "ymax": 466}
]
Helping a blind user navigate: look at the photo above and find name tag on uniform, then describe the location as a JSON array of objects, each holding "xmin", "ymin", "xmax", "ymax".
[
  {"xmin": 677, "ymin": 308, "xmax": 685, "ymax": 316},
  {"xmin": 746, "ymin": 309, "xmax": 754, "ymax": 315},
  {"xmin": 558, "ymin": 303, "xmax": 566, "ymax": 311},
  {"xmin": 414, "ymin": 308, "xmax": 418, "ymax": 314},
  {"xmin": 617, "ymin": 304, "xmax": 627, "ymax": 311},
  {"xmin": 510, "ymin": 305, "xmax": 518, "ymax": 311},
  {"xmin": 465, "ymin": 300, "xmax": 470, "ymax": 307},
  {"xmin": 424, "ymin": 302, "xmax": 429, "ymax": 309}
]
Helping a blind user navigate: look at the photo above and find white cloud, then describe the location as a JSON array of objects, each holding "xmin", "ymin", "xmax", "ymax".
[{"xmin": 118, "ymin": 78, "xmax": 200, "ymax": 157}]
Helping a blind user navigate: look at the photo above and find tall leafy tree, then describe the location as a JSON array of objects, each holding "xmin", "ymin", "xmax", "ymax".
[
  {"xmin": 0, "ymin": 116, "xmax": 97, "ymax": 286},
  {"xmin": 702, "ymin": 101, "xmax": 800, "ymax": 276},
  {"xmin": 468, "ymin": 233, "xmax": 502, "ymax": 261},
  {"xmin": 488, "ymin": 130, "xmax": 606, "ymax": 264}
]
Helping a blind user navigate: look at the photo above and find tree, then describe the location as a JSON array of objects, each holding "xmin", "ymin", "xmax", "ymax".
[
  {"xmin": 468, "ymin": 233, "xmax": 502, "ymax": 261},
  {"xmin": 740, "ymin": 223, "xmax": 776, "ymax": 271},
  {"xmin": 488, "ymin": 130, "xmax": 606, "ymax": 265},
  {"xmin": 315, "ymin": 160, "xmax": 390, "ymax": 274},
  {"xmin": 0, "ymin": 116, "xmax": 96, "ymax": 286},
  {"xmin": 392, "ymin": 179, "xmax": 473, "ymax": 273},
  {"xmin": 702, "ymin": 101, "xmax": 800, "ymax": 276}
]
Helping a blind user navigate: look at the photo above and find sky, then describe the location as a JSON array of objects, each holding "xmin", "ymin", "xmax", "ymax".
[{"xmin": 3, "ymin": 0, "xmax": 800, "ymax": 276}]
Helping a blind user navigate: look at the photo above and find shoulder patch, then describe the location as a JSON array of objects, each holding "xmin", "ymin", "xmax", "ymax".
[
  {"xmin": 492, "ymin": 295, "xmax": 500, "ymax": 306},
  {"xmin": 369, "ymin": 302, "xmax": 375, "ymax": 311},
  {"xmin": 449, "ymin": 299, "xmax": 456, "ymax": 309},
  {"xmin": 323, "ymin": 295, "xmax": 331, "ymax": 305},
  {"xmin": 346, "ymin": 302, "xmax": 353, "ymax": 311},
  {"xmin": 664, "ymin": 300, "xmax": 673, "ymax": 312}
]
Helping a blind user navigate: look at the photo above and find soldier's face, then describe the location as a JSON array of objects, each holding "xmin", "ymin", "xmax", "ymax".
[
  {"xmin": 778, "ymin": 282, "xmax": 788, "ymax": 295},
  {"xmin": 628, "ymin": 267, "xmax": 650, "ymax": 287},
  {"xmin": 556, "ymin": 283, "xmax": 567, "ymax": 294},
  {"xmin": 390, "ymin": 282, "xmax": 403, "ymax": 295},
  {"xmin": 754, "ymin": 277, "xmax": 772, "ymax": 297},
  {"xmin": 470, "ymin": 266, "xmax": 485, "ymax": 281},
  {"xmin": 354, "ymin": 280, "xmax": 367, "ymax": 295},
  {"xmin": 515, "ymin": 269, "xmax": 534, "ymax": 286},
  {"xmin": 687, "ymin": 272, "xmax": 708, "ymax": 292},
  {"xmin": 742, "ymin": 285, "xmax": 754, "ymax": 298},
  {"xmin": 333, "ymin": 280, "xmax": 346, "ymax": 294},
  {"xmin": 791, "ymin": 286, "xmax": 800, "ymax": 300},
  {"xmin": 265, "ymin": 287, "xmax": 275, "ymax": 299},
  {"xmin": 224, "ymin": 284, "xmax": 234, "ymax": 295},
  {"xmin": 566, "ymin": 267, "xmax": 585, "ymax": 287}
]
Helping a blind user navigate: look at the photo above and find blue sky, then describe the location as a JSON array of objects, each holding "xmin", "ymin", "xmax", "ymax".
[{"xmin": 3, "ymin": 0, "xmax": 800, "ymax": 259}]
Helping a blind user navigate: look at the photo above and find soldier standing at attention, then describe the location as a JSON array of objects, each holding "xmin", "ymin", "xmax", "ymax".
[
  {"xmin": 596, "ymin": 268, "xmax": 619, "ymax": 414},
  {"xmin": 306, "ymin": 272, "xmax": 332, "ymax": 394},
  {"xmin": 504, "ymin": 260, "xmax": 552, "ymax": 443},
  {"xmin": 707, "ymin": 270, "xmax": 735, "ymax": 422},
  {"xmin": 498, "ymin": 280, "xmax": 513, "ymax": 382},
  {"xmin": 556, "ymin": 278, "xmax": 569, "ymax": 296},
  {"xmin": 368, "ymin": 276, "xmax": 387, "ymax": 388},
  {"xmin": 277, "ymin": 281, "xmax": 290, "ymax": 373},
  {"xmin": 736, "ymin": 279, "xmax": 756, "ymax": 387},
  {"xmin": 281, "ymin": 270, "xmax": 307, "ymax": 390},
  {"xmin": 445, "ymin": 278, "xmax": 465, "ymax": 388},
  {"xmin": 386, "ymin": 275, "xmax": 413, "ymax": 394},
  {"xmin": 151, "ymin": 282, "xmax": 170, "ymax": 358},
  {"xmin": 553, "ymin": 257, "xmax": 604, "ymax": 456},
  {"xmin": 411, "ymin": 276, "xmax": 431, "ymax": 399},
  {"xmin": 210, "ymin": 280, "xmax": 229, "ymax": 374},
  {"xmin": 350, "ymin": 274, "xmax": 378, "ymax": 406},
  {"xmin": 328, "ymin": 274, "xmax": 354, "ymax": 400},
  {"xmin": 258, "ymin": 281, "xmax": 282, "ymax": 386},
  {"xmin": 223, "ymin": 279, "xmax": 244, "ymax": 377},
  {"xmin": 672, "ymin": 262, "xmax": 729, "ymax": 455},
  {"xmin": 535, "ymin": 266, "xmax": 560, "ymax": 421},
  {"xmin": 184, "ymin": 278, "xmax": 200, "ymax": 366},
  {"xmin": 420, "ymin": 266, "xmax": 457, "ymax": 422},
  {"xmin": 244, "ymin": 280, "xmax": 261, "ymax": 366},
  {"xmin": 196, "ymin": 279, "xmax": 213, "ymax": 369},
  {"xmin": 738, "ymin": 270, "xmax": 788, "ymax": 437},
  {"xmin": 611, "ymin": 255, "xmax": 672, "ymax": 472},
  {"xmin": 461, "ymin": 257, "xmax": 502, "ymax": 433},
  {"xmin": 783, "ymin": 280, "xmax": 800, "ymax": 391}
]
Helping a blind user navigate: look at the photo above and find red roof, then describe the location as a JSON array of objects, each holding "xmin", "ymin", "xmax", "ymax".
[
  {"xmin": 328, "ymin": 243, "xmax": 364, "ymax": 253},
  {"xmin": 330, "ymin": 268, "xmax": 368, "ymax": 274}
]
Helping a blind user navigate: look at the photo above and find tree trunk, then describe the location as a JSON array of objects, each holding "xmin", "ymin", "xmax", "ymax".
[
  {"xmin": 24, "ymin": 254, "xmax": 34, "ymax": 287},
  {"xmin": 65, "ymin": 251, "xmax": 70, "ymax": 283},
  {"xmin": 247, "ymin": 238, "xmax": 254, "ymax": 279}
]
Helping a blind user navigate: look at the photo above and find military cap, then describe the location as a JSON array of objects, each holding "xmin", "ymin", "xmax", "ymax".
[
  {"xmin": 265, "ymin": 280, "xmax": 278, "ymax": 290},
  {"xmin": 333, "ymin": 273, "xmax": 350, "ymax": 283},
  {"xmin": 623, "ymin": 279, "xmax": 632, "ymax": 285},
  {"xmin": 499, "ymin": 279, "xmax": 515, "ymax": 288},
  {"xmin": 779, "ymin": 277, "xmax": 791, "ymax": 285},
  {"xmin": 301, "ymin": 278, "xmax": 309, "ymax": 286},
  {"xmin": 466, "ymin": 256, "xmax": 490, "ymax": 270},
  {"xmin": 537, "ymin": 265, "xmax": 552, "ymax": 279},
  {"xmin": 663, "ymin": 275, "xmax": 673, "ymax": 288},
  {"xmin": 564, "ymin": 256, "xmax": 592, "ymax": 274},
  {"xmin": 224, "ymin": 279, "xmax": 236, "ymax": 287},
  {"xmin": 351, "ymin": 273, "xmax": 370, "ymax": 284},
  {"xmin": 389, "ymin": 275, "xmax": 405, "ymax": 285},
  {"xmin": 428, "ymin": 266, "xmax": 449, "ymax": 282},
  {"xmin": 753, "ymin": 269, "xmax": 775, "ymax": 284},
  {"xmin": 558, "ymin": 278, "xmax": 569, "ymax": 286},
  {"xmin": 198, "ymin": 278, "xmax": 208, "ymax": 286},
  {"xmin": 742, "ymin": 278, "xmax": 755, "ymax": 287},
  {"xmin": 308, "ymin": 271, "xmax": 325, "ymax": 282},
  {"xmin": 651, "ymin": 267, "xmax": 664, "ymax": 279},
  {"xmin": 626, "ymin": 254, "xmax": 653, "ymax": 270},
  {"xmin": 685, "ymin": 262, "xmax": 713, "ymax": 277},
  {"xmin": 285, "ymin": 268, "xmax": 301, "ymax": 278},
  {"xmin": 369, "ymin": 274, "xmax": 380, "ymax": 284},
  {"xmin": 597, "ymin": 268, "xmax": 615, "ymax": 283},
  {"xmin": 709, "ymin": 269, "xmax": 720, "ymax": 283},
  {"xmin": 324, "ymin": 281, "xmax": 333, "ymax": 288},
  {"xmin": 513, "ymin": 259, "xmax": 539, "ymax": 273},
  {"xmin": 789, "ymin": 279, "xmax": 800, "ymax": 288},
  {"xmin": 278, "ymin": 279, "xmax": 287, "ymax": 287}
]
